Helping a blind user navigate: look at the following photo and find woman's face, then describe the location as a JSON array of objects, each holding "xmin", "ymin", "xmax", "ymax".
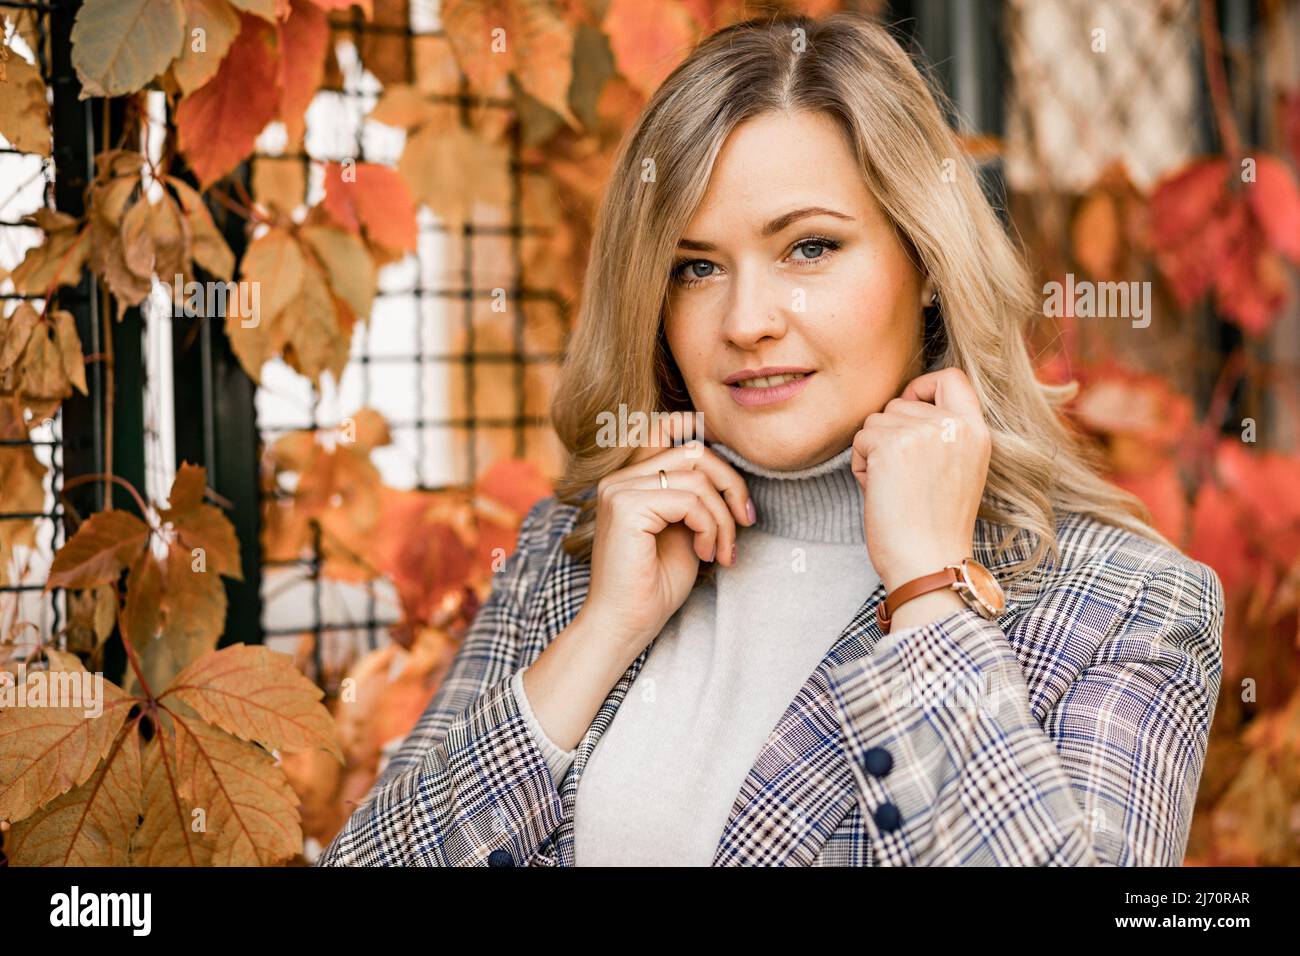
[{"xmin": 663, "ymin": 110, "xmax": 931, "ymax": 469}]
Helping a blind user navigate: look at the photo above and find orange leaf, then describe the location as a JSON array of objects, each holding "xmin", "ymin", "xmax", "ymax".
[
  {"xmin": 276, "ymin": 0, "xmax": 329, "ymax": 143},
  {"xmin": 162, "ymin": 643, "xmax": 342, "ymax": 759},
  {"xmin": 175, "ymin": 12, "xmax": 280, "ymax": 187},
  {"xmin": 5, "ymin": 723, "xmax": 141, "ymax": 866},
  {"xmin": 47, "ymin": 509, "xmax": 151, "ymax": 590},
  {"xmin": 322, "ymin": 161, "xmax": 418, "ymax": 253},
  {"xmin": 601, "ymin": 0, "xmax": 696, "ymax": 98},
  {"xmin": 0, "ymin": 653, "xmax": 135, "ymax": 823}
]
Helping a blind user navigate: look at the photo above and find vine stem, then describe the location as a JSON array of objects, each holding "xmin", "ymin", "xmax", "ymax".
[
  {"xmin": 61, "ymin": 472, "xmax": 154, "ymax": 526},
  {"xmin": 1200, "ymin": 0, "xmax": 1243, "ymax": 160}
]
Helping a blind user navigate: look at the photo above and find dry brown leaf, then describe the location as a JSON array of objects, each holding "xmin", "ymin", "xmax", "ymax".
[
  {"xmin": 162, "ymin": 643, "xmax": 342, "ymax": 759},
  {"xmin": 0, "ymin": 652, "xmax": 134, "ymax": 823},
  {"xmin": 0, "ymin": 42, "xmax": 51, "ymax": 156},
  {"xmin": 5, "ymin": 724, "xmax": 141, "ymax": 866},
  {"xmin": 46, "ymin": 509, "xmax": 151, "ymax": 590},
  {"xmin": 172, "ymin": 0, "xmax": 241, "ymax": 96}
]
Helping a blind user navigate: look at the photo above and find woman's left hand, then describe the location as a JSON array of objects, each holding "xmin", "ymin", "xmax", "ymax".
[{"xmin": 850, "ymin": 366, "xmax": 992, "ymax": 594}]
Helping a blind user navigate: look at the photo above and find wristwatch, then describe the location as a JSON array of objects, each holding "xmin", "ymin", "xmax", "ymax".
[{"xmin": 875, "ymin": 558, "xmax": 1006, "ymax": 634}]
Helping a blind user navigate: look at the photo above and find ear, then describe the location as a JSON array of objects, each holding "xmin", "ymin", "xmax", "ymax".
[{"xmin": 920, "ymin": 276, "xmax": 937, "ymax": 310}]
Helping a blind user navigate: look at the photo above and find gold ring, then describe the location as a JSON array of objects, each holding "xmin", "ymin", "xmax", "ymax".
[{"xmin": 658, "ymin": 469, "xmax": 668, "ymax": 490}]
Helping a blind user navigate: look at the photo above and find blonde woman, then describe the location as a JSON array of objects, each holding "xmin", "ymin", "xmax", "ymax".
[{"xmin": 318, "ymin": 12, "xmax": 1223, "ymax": 867}]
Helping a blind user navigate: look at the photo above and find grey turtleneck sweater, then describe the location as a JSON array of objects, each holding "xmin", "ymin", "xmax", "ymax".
[{"xmin": 510, "ymin": 442, "xmax": 880, "ymax": 865}]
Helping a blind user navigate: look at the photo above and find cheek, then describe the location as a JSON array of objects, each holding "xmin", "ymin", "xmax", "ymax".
[{"xmin": 808, "ymin": 259, "xmax": 916, "ymax": 359}]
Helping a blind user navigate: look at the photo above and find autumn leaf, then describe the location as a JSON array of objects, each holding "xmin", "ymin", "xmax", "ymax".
[
  {"xmin": 5, "ymin": 723, "xmax": 141, "ymax": 866},
  {"xmin": 0, "ymin": 42, "xmax": 51, "ymax": 156},
  {"xmin": 0, "ymin": 652, "xmax": 135, "ymax": 823},
  {"xmin": 398, "ymin": 123, "xmax": 511, "ymax": 233},
  {"xmin": 442, "ymin": 0, "xmax": 580, "ymax": 128},
  {"xmin": 170, "ymin": 711, "xmax": 302, "ymax": 865},
  {"xmin": 46, "ymin": 509, "xmax": 151, "ymax": 590},
  {"xmin": 0, "ymin": 441, "xmax": 47, "ymax": 586},
  {"xmin": 161, "ymin": 644, "xmax": 342, "ymax": 758},
  {"xmin": 130, "ymin": 725, "xmax": 215, "ymax": 865},
  {"xmin": 122, "ymin": 547, "xmax": 164, "ymax": 656},
  {"xmin": 278, "ymin": 257, "xmax": 352, "ymax": 384},
  {"xmin": 1149, "ymin": 155, "xmax": 1300, "ymax": 334},
  {"xmin": 154, "ymin": 461, "xmax": 243, "ymax": 581},
  {"xmin": 167, "ymin": 176, "xmax": 236, "ymax": 280},
  {"xmin": 301, "ymin": 224, "xmax": 377, "ymax": 320},
  {"xmin": 175, "ymin": 11, "xmax": 280, "ymax": 187},
  {"xmin": 7, "ymin": 210, "xmax": 89, "ymax": 296},
  {"xmin": 240, "ymin": 226, "xmax": 306, "ymax": 329},
  {"xmin": 601, "ymin": 0, "xmax": 696, "ymax": 99},
  {"xmin": 322, "ymin": 161, "xmax": 418, "ymax": 254},
  {"xmin": 71, "ymin": 0, "xmax": 187, "ymax": 98},
  {"xmin": 171, "ymin": 0, "xmax": 241, "ymax": 96},
  {"xmin": 86, "ymin": 150, "xmax": 154, "ymax": 307},
  {"xmin": 276, "ymin": 0, "xmax": 329, "ymax": 143}
]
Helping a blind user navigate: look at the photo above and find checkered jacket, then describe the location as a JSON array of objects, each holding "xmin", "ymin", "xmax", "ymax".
[{"xmin": 316, "ymin": 491, "xmax": 1224, "ymax": 867}]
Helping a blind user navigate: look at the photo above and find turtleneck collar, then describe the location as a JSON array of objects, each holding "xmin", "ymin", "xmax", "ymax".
[{"xmin": 708, "ymin": 441, "xmax": 865, "ymax": 545}]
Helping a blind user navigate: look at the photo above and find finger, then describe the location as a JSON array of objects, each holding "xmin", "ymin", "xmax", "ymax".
[
  {"xmin": 602, "ymin": 469, "xmax": 737, "ymax": 565},
  {"xmin": 609, "ymin": 443, "xmax": 753, "ymax": 526},
  {"xmin": 883, "ymin": 397, "xmax": 950, "ymax": 421},
  {"xmin": 618, "ymin": 488, "xmax": 719, "ymax": 562},
  {"xmin": 898, "ymin": 367, "xmax": 982, "ymax": 416}
]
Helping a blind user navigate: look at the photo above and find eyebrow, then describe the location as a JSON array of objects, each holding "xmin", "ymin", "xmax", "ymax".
[{"xmin": 677, "ymin": 206, "xmax": 856, "ymax": 251}]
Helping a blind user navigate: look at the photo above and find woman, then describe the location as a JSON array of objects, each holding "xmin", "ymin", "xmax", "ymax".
[{"xmin": 317, "ymin": 12, "xmax": 1223, "ymax": 867}]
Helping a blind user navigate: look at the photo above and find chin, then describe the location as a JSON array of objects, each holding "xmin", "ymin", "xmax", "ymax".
[{"xmin": 713, "ymin": 425, "xmax": 845, "ymax": 470}]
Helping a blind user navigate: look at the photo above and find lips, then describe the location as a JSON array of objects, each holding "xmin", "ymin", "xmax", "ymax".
[{"xmin": 726, "ymin": 370, "xmax": 815, "ymax": 407}]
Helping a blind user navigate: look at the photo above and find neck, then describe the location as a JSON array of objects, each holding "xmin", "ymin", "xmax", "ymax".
[{"xmin": 708, "ymin": 442, "xmax": 865, "ymax": 545}]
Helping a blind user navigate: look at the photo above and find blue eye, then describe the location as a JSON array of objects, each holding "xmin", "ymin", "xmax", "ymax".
[{"xmin": 670, "ymin": 235, "xmax": 842, "ymax": 288}]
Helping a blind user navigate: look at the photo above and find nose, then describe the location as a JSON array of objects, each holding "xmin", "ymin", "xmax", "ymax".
[{"xmin": 720, "ymin": 261, "xmax": 788, "ymax": 349}]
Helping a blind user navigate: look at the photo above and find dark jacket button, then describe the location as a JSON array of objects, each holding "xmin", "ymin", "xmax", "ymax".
[
  {"xmin": 487, "ymin": 849, "xmax": 515, "ymax": 867},
  {"xmin": 863, "ymin": 746, "xmax": 893, "ymax": 777},
  {"xmin": 873, "ymin": 802, "xmax": 902, "ymax": 833}
]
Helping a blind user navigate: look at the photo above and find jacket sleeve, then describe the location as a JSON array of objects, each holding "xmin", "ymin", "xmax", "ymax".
[
  {"xmin": 825, "ymin": 557, "xmax": 1224, "ymax": 866},
  {"xmin": 315, "ymin": 498, "xmax": 567, "ymax": 867}
]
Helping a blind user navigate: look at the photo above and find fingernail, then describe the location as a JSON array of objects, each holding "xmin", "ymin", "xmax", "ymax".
[
  {"xmin": 710, "ymin": 542, "xmax": 717, "ymax": 562},
  {"xmin": 746, "ymin": 499, "xmax": 756, "ymax": 525},
  {"xmin": 731, "ymin": 542, "xmax": 737, "ymax": 564}
]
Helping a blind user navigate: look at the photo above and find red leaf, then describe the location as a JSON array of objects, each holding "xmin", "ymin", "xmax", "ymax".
[
  {"xmin": 1245, "ymin": 155, "xmax": 1300, "ymax": 263},
  {"xmin": 175, "ymin": 13, "xmax": 281, "ymax": 187},
  {"xmin": 277, "ymin": 0, "xmax": 329, "ymax": 144},
  {"xmin": 322, "ymin": 161, "xmax": 418, "ymax": 253}
]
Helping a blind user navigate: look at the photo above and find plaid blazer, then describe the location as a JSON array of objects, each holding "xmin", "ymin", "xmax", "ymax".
[{"xmin": 316, "ymin": 491, "xmax": 1224, "ymax": 867}]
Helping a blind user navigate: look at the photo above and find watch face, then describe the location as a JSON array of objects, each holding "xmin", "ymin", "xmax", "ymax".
[{"xmin": 963, "ymin": 559, "xmax": 1006, "ymax": 614}]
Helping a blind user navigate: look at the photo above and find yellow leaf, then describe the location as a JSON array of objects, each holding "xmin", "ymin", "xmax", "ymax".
[
  {"xmin": 252, "ymin": 155, "xmax": 306, "ymax": 216},
  {"xmin": 8, "ymin": 222, "xmax": 89, "ymax": 296},
  {"xmin": 162, "ymin": 643, "xmax": 342, "ymax": 759},
  {"xmin": 398, "ymin": 123, "xmax": 511, "ymax": 232}
]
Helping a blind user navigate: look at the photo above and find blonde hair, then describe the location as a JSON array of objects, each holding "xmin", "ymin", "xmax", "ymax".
[{"xmin": 549, "ymin": 11, "xmax": 1167, "ymax": 581}]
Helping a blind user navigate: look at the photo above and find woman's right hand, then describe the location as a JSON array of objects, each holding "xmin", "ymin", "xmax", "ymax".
[{"xmin": 579, "ymin": 437, "xmax": 755, "ymax": 656}]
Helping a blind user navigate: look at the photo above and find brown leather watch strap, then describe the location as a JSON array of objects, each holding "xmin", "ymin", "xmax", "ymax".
[{"xmin": 876, "ymin": 566, "xmax": 961, "ymax": 634}]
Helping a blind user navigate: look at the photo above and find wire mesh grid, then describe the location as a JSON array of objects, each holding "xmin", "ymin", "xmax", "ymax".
[
  {"xmin": 0, "ymin": 3, "xmax": 66, "ymax": 655},
  {"xmin": 255, "ymin": 5, "xmax": 570, "ymax": 690}
]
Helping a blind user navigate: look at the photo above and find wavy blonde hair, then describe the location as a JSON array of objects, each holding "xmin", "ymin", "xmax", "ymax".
[{"xmin": 549, "ymin": 11, "xmax": 1166, "ymax": 581}]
